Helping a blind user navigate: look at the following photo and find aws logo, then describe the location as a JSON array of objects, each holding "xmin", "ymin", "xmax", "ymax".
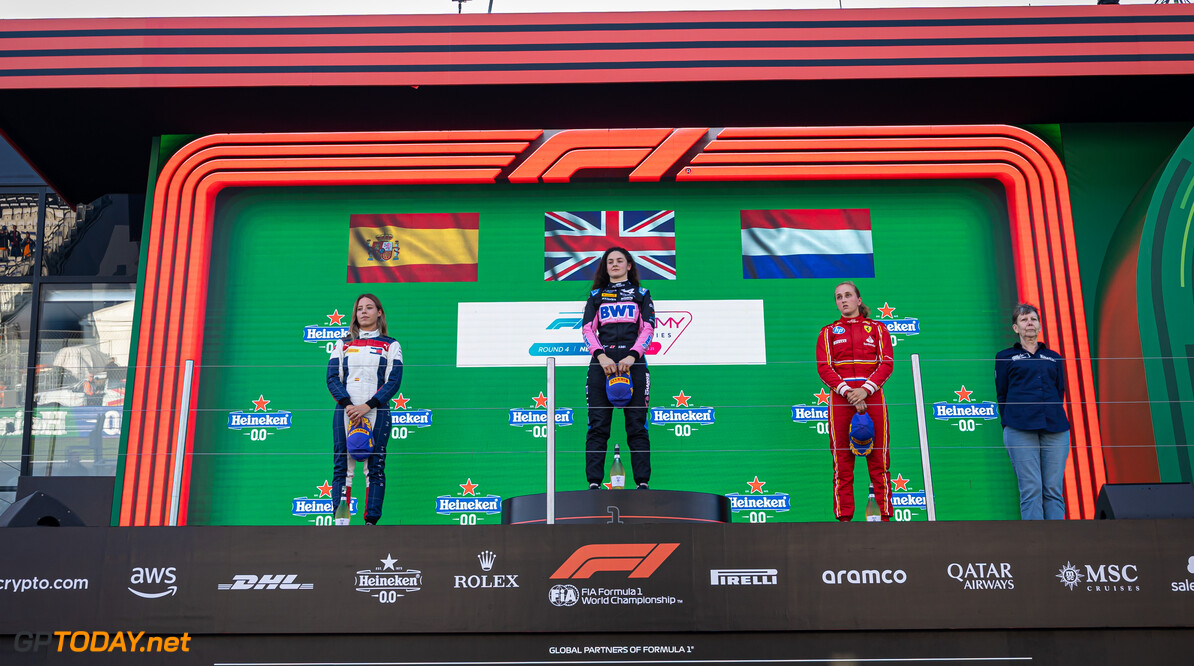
[
  {"xmin": 128, "ymin": 566, "xmax": 177, "ymax": 599},
  {"xmin": 550, "ymin": 543, "xmax": 679, "ymax": 580}
]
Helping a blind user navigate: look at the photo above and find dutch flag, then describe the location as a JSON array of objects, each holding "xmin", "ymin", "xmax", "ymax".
[{"xmin": 740, "ymin": 209, "xmax": 874, "ymax": 279}]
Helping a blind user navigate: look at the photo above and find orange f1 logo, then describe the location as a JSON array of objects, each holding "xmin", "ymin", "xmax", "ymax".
[{"xmin": 550, "ymin": 543, "xmax": 680, "ymax": 579}]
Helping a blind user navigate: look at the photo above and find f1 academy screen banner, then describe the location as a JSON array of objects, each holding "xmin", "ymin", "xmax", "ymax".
[
  {"xmin": 164, "ymin": 168, "xmax": 1020, "ymax": 526},
  {"xmin": 2, "ymin": 521, "xmax": 1192, "ymax": 636}
]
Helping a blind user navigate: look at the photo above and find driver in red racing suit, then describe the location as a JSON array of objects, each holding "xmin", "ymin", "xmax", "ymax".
[{"xmin": 816, "ymin": 281, "xmax": 894, "ymax": 521}]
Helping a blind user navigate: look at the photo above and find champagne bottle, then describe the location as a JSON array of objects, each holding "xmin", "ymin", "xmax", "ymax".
[
  {"xmin": 865, "ymin": 485, "xmax": 881, "ymax": 522},
  {"xmin": 610, "ymin": 444, "xmax": 626, "ymax": 490},
  {"xmin": 334, "ymin": 486, "xmax": 351, "ymax": 526}
]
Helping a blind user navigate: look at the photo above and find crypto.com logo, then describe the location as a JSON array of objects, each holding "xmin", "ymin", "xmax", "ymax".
[{"xmin": 550, "ymin": 543, "xmax": 679, "ymax": 579}]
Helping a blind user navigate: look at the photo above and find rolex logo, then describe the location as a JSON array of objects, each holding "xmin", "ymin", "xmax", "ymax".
[{"xmin": 478, "ymin": 550, "xmax": 496, "ymax": 572}]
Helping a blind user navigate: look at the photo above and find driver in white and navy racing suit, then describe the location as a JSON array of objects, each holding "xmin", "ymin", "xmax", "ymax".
[{"xmin": 327, "ymin": 330, "xmax": 403, "ymax": 525}]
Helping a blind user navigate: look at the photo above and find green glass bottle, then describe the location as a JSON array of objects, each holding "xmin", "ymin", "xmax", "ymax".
[
  {"xmin": 610, "ymin": 444, "xmax": 626, "ymax": 490},
  {"xmin": 334, "ymin": 487, "xmax": 351, "ymax": 526}
]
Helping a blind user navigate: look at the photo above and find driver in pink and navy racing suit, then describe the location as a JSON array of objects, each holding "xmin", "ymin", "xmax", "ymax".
[
  {"xmin": 581, "ymin": 281, "xmax": 655, "ymax": 488},
  {"xmin": 327, "ymin": 330, "xmax": 403, "ymax": 525}
]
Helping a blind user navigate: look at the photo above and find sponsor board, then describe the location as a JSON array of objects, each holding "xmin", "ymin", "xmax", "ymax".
[
  {"xmin": 947, "ymin": 562, "xmax": 1014, "ymax": 590},
  {"xmin": 889, "ymin": 473, "xmax": 927, "ymax": 521},
  {"xmin": 227, "ymin": 395, "xmax": 291, "ymax": 440},
  {"xmin": 217, "ymin": 574, "xmax": 313, "ymax": 591},
  {"xmin": 932, "ymin": 385, "xmax": 997, "ymax": 430},
  {"xmin": 549, "ymin": 543, "xmax": 683, "ymax": 607},
  {"xmin": 456, "ymin": 300, "xmax": 766, "ymax": 367},
  {"xmin": 1171, "ymin": 556, "xmax": 1194, "ymax": 592},
  {"xmin": 650, "ymin": 390, "xmax": 714, "ymax": 433},
  {"xmin": 510, "ymin": 392, "xmax": 574, "ymax": 442},
  {"xmin": 291, "ymin": 480, "xmax": 358, "ymax": 524},
  {"xmin": 454, "ymin": 550, "xmax": 520, "ymax": 590},
  {"xmin": 875, "ymin": 302, "xmax": 921, "ymax": 346},
  {"xmin": 128, "ymin": 566, "xmax": 178, "ymax": 599},
  {"xmin": 302, "ymin": 309, "xmax": 348, "ymax": 350},
  {"xmin": 710, "ymin": 568, "xmax": 778, "ymax": 586},
  {"xmin": 1056, "ymin": 562, "xmax": 1140, "ymax": 592},
  {"xmin": 389, "ymin": 394, "xmax": 433, "ymax": 446},
  {"xmin": 793, "ymin": 389, "xmax": 831, "ymax": 437},
  {"xmin": 821, "ymin": 568, "xmax": 907, "ymax": 585},
  {"xmin": 356, "ymin": 554, "xmax": 422, "ymax": 604},
  {"xmin": 726, "ymin": 476, "xmax": 790, "ymax": 523},
  {"xmin": 435, "ymin": 478, "xmax": 501, "ymax": 525}
]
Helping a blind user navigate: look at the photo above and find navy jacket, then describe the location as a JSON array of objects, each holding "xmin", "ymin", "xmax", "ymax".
[{"xmin": 994, "ymin": 342, "xmax": 1070, "ymax": 432}]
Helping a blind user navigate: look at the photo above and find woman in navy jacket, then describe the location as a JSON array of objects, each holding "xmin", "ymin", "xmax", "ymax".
[{"xmin": 994, "ymin": 303, "xmax": 1071, "ymax": 520}]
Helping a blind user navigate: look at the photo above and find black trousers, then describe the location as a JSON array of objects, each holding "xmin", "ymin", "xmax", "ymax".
[{"xmin": 585, "ymin": 354, "xmax": 651, "ymax": 486}]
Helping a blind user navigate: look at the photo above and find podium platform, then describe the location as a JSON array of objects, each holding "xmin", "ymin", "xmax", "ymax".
[{"xmin": 500, "ymin": 488, "xmax": 730, "ymax": 524}]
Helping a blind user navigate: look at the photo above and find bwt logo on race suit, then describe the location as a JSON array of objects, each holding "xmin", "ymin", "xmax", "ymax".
[{"xmin": 227, "ymin": 394, "xmax": 291, "ymax": 441}]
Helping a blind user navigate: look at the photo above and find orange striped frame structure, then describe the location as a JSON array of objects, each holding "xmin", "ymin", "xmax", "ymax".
[{"xmin": 121, "ymin": 125, "xmax": 1102, "ymax": 525}]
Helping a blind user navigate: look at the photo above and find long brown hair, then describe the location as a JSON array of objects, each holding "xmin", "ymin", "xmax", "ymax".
[
  {"xmin": 590, "ymin": 247, "xmax": 641, "ymax": 290},
  {"xmin": 348, "ymin": 293, "xmax": 388, "ymax": 339},
  {"xmin": 835, "ymin": 280, "xmax": 870, "ymax": 319}
]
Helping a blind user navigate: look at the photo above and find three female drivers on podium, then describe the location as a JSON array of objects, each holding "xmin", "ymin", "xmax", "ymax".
[{"xmin": 325, "ymin": 265, "xmax": 1063, "ymax": 524}]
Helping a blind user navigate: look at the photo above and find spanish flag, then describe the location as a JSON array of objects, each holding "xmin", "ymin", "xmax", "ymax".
[{"xmin": 347, "ymin": 213, "xmax": 479, "ymax": 283}]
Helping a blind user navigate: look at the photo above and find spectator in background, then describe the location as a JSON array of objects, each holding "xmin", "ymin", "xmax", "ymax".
[{"xmin": 995, "ymin": 303, "xmax": 1071, "ymax": 520}]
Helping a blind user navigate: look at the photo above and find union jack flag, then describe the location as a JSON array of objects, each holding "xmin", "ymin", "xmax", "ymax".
[{"xmin": 544, "ymin": 210, "xmax": 676, "ymax": 281}]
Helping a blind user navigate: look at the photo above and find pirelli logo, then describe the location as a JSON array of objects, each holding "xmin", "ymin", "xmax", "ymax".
[{"xmin": 550, "ymin": 543, "xmax": 680, "ymax": 580}]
